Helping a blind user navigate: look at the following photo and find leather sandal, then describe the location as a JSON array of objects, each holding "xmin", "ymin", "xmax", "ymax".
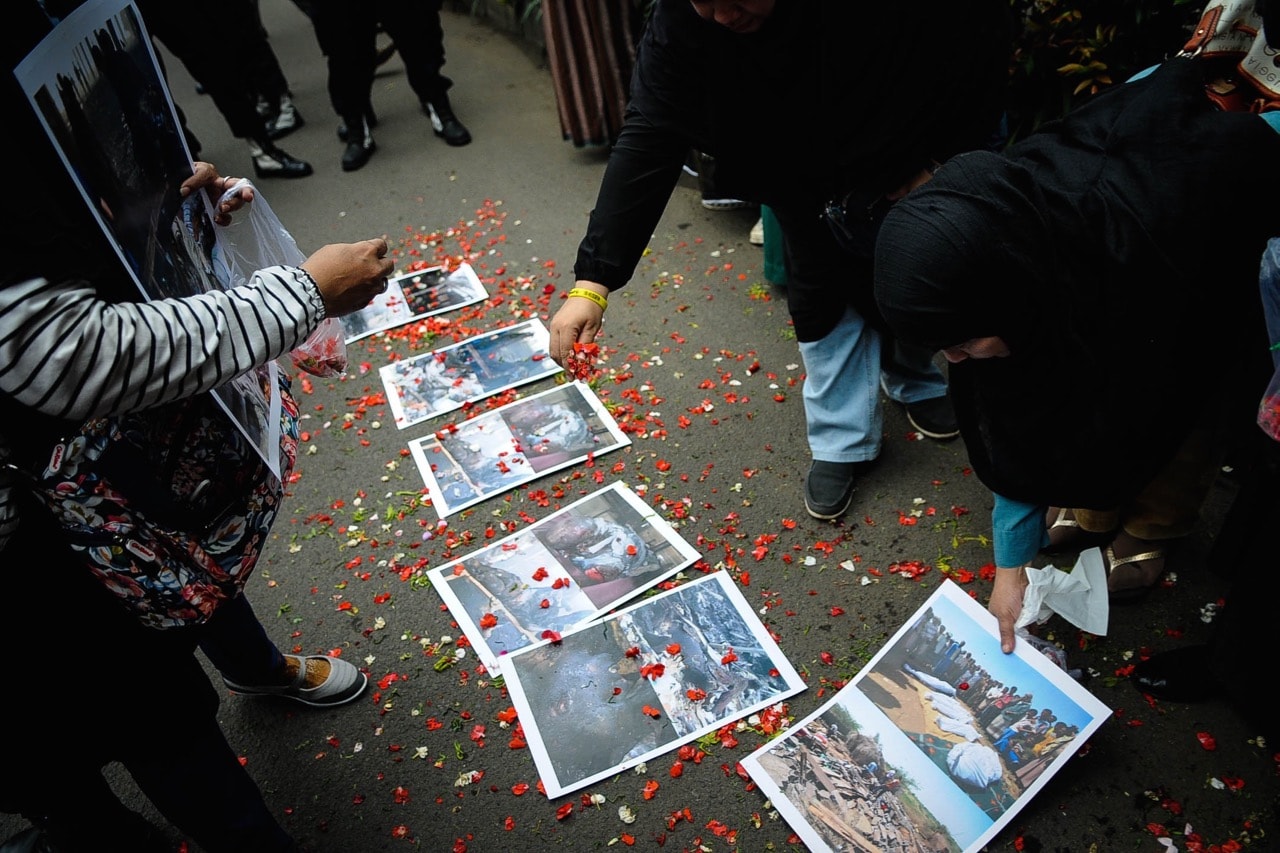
[
  {"xmin": 1044, "ymin": 507, "xmax": 1111, "ymax": 554},
  {"xmin": 1104, "ymin": 543, "xmax": 1166, "ymax": 605}
]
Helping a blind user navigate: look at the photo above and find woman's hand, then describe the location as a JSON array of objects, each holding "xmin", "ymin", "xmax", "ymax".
[
  {"xmin": 302, "ymin": 237, "xmax": 395, "ymax": 317},
  {"xmin": 181, "ymin": 161, "xmax": 254, "ymax": 226},
  {"xmin": 549, "ymin": 280, "xmax": 608, "ymax": 370},
  {"xmin": 989, "ymin": 565, "xmax": 1030, "ymax": 653}
]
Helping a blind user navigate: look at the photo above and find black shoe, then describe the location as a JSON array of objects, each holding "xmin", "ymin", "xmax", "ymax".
[
  {"xmin": 1130, "ymin": 645, "xmax": 1219, "ymax": 702},
  {"xmin": 253, "ymin": 146, "xmax": 313, "ymax": 179},
  {"xmin": 341, "ymin": 120, "xmax": 376, "ymax": 172},
  {"xmin": 342, "ymin": 138, "xmax": 376, "ymax": 171},
  {"xmin": 804, "ymin": 460, "xmax": 862, "ymax": 520},
  {"xmin": 424, "ymin": 99, "xmax": 471, "ymax": 146},
  {"xmin": 904, "ymin": 395, "xmax": 959, "ymax": 440}
]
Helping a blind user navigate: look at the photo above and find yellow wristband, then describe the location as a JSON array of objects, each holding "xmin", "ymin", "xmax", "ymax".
[{"xmin": 567, "ymin": 287, "xmax": 608, "ymax": 311}]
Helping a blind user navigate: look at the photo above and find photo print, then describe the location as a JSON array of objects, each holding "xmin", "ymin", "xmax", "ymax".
[
  {"xmin": 502, "ymin": 571, "xmax": 807, "ymax": 798},
  {"xmin": 339, "ymin": 263, "xmax": 487, "ymax": 343},
  {"xmin": 381, "ymin": 319, "xmax": 561, "ymax": 428},
  {"xmin": 740, "ymin": 581, "xmax": 1110, "ymax": 853},
  {"xmin": 428, "ymin": 482, "xmax": 702, "ymax": 670},
  {"xmin": 15, "ymin": 0, "xmax": 283, "ymax": 475},
  {"xmin": 407, "ymin": 381, "xmax": 630, "ymax": 518}
]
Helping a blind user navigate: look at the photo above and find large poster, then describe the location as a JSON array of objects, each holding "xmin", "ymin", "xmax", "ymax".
[
  {"xmin": 740, "ymin": 581, "xmax": 1111, "ymax": 853},
  {"xmin": 14, "ymin": 0, "xmax": 282, "ymax": 475}
]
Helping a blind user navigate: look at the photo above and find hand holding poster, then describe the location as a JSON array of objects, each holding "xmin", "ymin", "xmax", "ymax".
[{"xmin": 740, "ymin": 581, "xmax": 1111, "ymax": 853}]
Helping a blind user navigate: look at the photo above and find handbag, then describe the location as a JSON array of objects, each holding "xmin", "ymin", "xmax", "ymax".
[
  {"xmin": 7, "ymin": 369, "xmax": 300, "ymax": 630},
  {"xmin": 1181, "ymin": 0, "xmax": 1280, "ymax": 112}
]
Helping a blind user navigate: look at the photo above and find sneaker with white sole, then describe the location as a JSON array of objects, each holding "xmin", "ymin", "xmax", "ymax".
[
  {"xmin": 223, "ymin": 654, "xmax": 368, "ymax": 707},
  {"xmin": 904, "ymin": 395, "xmax": 960, "ymax": 440},
  {"xmin": 701, "ymin": 197, "xmax": 751, "ymax": 211}
]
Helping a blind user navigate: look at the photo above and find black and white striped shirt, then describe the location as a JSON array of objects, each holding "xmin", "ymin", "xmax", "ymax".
[{"xmin": 0, "ymin": 265, "xmax": 325, "ymax": 550}]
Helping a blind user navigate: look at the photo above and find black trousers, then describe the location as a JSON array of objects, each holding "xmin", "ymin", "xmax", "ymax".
[
  {"xmin": 0, "ymin": 503, "xmax": 294, "ymax": 851},
  {"xmin": 310, "ymin": 0, "xmax": 451, "ymax": 128}
]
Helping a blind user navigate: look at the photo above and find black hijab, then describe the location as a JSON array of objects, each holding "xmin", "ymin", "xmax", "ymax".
[{"xmin": 875, "ymin": 59, "xmax": 1280, "ymax": 508}]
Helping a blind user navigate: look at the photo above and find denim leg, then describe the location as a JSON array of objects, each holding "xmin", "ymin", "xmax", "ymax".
[
  {"xmin": 198, "ymin": 594, "xmax": 288, "ymax": 685},
  {"xmin": 799, "ymin": 306, "xmax": 881, "ymax": 463},
  {"xmin": 879, "ymin": 339, "xmax": 948, "ymax": 405}
]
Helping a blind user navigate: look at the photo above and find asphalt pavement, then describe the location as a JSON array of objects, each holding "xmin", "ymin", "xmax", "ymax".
[{"xmin": 4, "ymin": 2, "xmax": 1276, "ymax": 851}]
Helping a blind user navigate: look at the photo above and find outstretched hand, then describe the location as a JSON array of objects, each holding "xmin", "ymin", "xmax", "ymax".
[
  {"xmin": 549, "ymin": 281, "xmax": 608, "ymax": 370},
  {"xmin": 302, "ymin": 237, "xmax": 395, "ymax": 317},
  {"xmin": 989, "ymin": 566, "xmax": 1030, "ymax": 653}
]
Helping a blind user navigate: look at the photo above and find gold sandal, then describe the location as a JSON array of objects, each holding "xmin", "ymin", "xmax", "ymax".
[
  {"xmin": 1104, "ymin": 544, "xmax": 1166, "ymax": 605},
  {"xmin": 1044, "ymin": 507, "xmax": 1110, "ymax": 554}
]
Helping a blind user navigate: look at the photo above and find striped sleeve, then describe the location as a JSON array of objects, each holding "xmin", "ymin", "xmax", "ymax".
[
  {"xmin": 0, "ymin": 265, "xmax": 324, "ymax": 552},
  {"xmin": 0, "ymin": 265, "xmax": 324, "ymax": 419}
]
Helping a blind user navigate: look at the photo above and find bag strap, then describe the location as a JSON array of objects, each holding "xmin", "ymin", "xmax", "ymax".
[{"xmin": 1183, "ymin": 5, "xmax": 1225, "ymax": 54}]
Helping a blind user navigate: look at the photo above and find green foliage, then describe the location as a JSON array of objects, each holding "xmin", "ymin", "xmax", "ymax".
[{"xmin": 1005, "ymin": 0, "xmax": 1204, "ymax": 142}]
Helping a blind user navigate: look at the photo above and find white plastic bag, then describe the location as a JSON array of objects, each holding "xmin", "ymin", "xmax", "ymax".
[{"xmin": 214, "ymin": 179, "xmax": 347, "ymax": 377}]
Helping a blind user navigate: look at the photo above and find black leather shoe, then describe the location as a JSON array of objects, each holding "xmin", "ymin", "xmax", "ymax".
[
  {"xmin": 424, "ymin": 100, "xmax": 471, "ymax": 146},
  {"xmin": 253, "ymin": 146, "xmax": 313, "ymax": 179},
  {"xmin": 342, "ymin": 136, "xmax": 376, "ymax": 172},
  {"xmin": 1130, "ymin": 645, "xmax": 1219, "ymax": 702}
]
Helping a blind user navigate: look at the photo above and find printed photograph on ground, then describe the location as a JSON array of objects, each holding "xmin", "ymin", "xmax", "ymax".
[
  {"xmin": 339, "ymin": 263, "xmax": 487, "ymax": 342},
  {"xmin": 381, "ymin": 319, "xmax": 560, "ymax": 428},
  {"xmin": 428, "ymin": 482, "xmax": 702, "ymax": 670},
  {"xmin": 741, "ymin": 581, "xmax": 1110, "ymax": 853},
  {"xmin": 407, "ymin": 381, "xmax": 629, "ymax": 518},
  {"xmin": 14, "ymin": 0, "xmax": 283, "ymax": 475},
  {"xmin": 502, "ymin": 571, "xmax": 807, "ymax": 799}
]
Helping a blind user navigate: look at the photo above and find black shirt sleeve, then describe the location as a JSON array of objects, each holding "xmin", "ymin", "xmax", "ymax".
[{"xmin": 572, "ymin": 106, "xmax": 689, "ymax": 290}]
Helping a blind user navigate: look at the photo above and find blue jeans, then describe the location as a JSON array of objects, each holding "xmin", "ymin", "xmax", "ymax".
[{"xmin": 799, "ymin": 305, "xmax": 947, "ymax": 462}]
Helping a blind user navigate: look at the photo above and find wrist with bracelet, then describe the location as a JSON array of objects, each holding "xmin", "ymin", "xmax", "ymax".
[{"xmin": 567, "ymin": 287, "xmax": 608, "ymax": 311}]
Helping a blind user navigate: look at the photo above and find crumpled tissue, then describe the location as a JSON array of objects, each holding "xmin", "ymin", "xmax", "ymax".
[{"xmin": 1015, "ymin": 547, "xmax": 1109, "ymax": 636}]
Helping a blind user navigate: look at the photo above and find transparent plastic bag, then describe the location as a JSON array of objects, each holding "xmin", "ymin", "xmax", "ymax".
[{"xmin": 214, "ymin": 179, "xmax": 347, "ymax": 377}]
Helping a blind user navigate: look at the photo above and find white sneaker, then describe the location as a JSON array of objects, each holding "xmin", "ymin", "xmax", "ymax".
[
  {"xmin": 701, "ymin": 197, "xmax": 751, "ymax": 211},
  {"xmin": 749, "ymin": 217, "xmax": 764, "ymax": 245}
]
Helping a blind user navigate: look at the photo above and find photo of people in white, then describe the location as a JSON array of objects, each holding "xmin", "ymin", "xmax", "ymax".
[{"xmin": 428, "ymin": 482, "xmax": 701, "ymax": 670}]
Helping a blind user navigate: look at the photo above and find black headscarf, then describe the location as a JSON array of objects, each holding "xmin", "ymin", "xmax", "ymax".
[{"xmin": 874, "ymin": 58, "xmax": 1280, "ymax": 508}]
